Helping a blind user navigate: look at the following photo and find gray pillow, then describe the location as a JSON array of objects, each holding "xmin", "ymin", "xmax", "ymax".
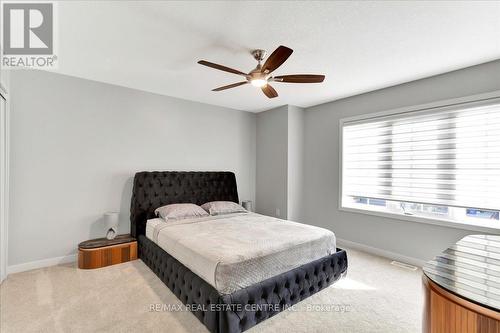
[
  {"xmin": 154, "ymin": 203, "xmax": 208, "ymax": 221},
  {"xmin": 201, "ymin": 201, "xmax": 247, "ymax": 216}
]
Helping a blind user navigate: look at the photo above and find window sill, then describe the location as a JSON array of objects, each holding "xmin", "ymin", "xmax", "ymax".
[{"xmin": 339, "ymin": 206, "xmax": 500, "ymax": 234}]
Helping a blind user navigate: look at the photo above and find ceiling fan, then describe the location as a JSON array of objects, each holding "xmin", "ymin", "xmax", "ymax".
[{"xmin": 197, "ymin": 45, "xmax": 325, "ymax": 99}]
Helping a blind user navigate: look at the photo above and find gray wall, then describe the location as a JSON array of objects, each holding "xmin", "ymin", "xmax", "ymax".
[
  {"xmin": 0, "ymin": 67, "xmax": 10, "ymax": 92},
  {"xmin": 302, "ymin": 59, "xmax": 500, "ymax": 261},
  {"xmin": 255, "ymin": 106, "xmax": 288, "ymax": 218},
  {"xmin": 287, "ymin": 106, "xmax": 304, "ymax": 222},
  {"xmin": 0, "ymin": 67, "xmax": 9, "ymax": 281},
  {"xmin": 9, "ymin": 70, "xmax": 256, "ymax": 266},
  {"xmin": 9, "ymin": 60, "xmax": 500, "ymax": 266},
  {"xmin": 255, "ymin": 105, "xmax": 305, "ymax": 222}
]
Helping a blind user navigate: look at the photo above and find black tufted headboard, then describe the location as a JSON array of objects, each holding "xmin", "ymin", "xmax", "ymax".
[{"xmin": 130, "ymin": 171, "xmax": 239, "ymax": 237}]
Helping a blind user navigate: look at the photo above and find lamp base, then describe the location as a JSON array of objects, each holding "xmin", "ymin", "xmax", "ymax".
[{"xmin": 106, "ymin": 227, "xmax": 117, "ymax": 240}]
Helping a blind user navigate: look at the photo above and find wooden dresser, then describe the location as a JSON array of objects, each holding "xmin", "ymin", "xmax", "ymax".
[
  {"xmin": 78, "ymin": 234, "xmax": 137, "ymax": 269},
  {"xmin": 423, "ymin": 235, "xmax": 500, "ymax": 333}
]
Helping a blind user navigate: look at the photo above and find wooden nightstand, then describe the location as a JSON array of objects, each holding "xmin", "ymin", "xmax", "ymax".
[{"xmin": 78, "ymin": 234, "xmax": 137, "ymax": 269}]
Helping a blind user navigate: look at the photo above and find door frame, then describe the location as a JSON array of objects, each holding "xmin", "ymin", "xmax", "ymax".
[{"xmin": 0, "ymin": 82, "xmax": 9, "ymax": 282}]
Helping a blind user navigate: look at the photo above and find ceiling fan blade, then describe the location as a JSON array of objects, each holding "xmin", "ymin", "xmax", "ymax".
[
  {"xmin": 261, "ymin": 45, "xmax": 293, "ymax": 74},
  {"xmin": 212, "ymin": 81, "xmax": 248, "ymax": 91},
  {"xmin": 261, "ymin": 84, "xmax": 278, "ymax": 98},
  {"xmin": 198, "ymin": 60, "xmax": 247, "ymax": 76},
  {"xmin": 273, "ymin": 74, "xmax": 325, "ymax": 83}
]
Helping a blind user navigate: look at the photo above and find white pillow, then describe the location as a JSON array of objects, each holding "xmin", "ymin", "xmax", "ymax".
[
  {"xmin": 201, "ymin": 201, "xmax": 247, "ymax": 216},
  {"xmin": 154, "ymin": 203, "xmax": 208, "ymax": 221}
]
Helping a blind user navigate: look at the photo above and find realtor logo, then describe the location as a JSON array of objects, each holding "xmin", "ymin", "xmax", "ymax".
[{"xmin": 1, "ymin": 2, "xmax": 57, "ymax": 68}]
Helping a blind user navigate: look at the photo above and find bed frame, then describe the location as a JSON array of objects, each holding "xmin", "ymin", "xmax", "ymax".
[{"xmin": 131, "ymin": 171, "xmax": 348, "ymax": 333}]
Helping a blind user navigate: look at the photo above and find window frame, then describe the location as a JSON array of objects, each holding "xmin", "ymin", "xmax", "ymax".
[{"xmin": 338, "ymin": 90, "xmax": 500, "ymax": 234}]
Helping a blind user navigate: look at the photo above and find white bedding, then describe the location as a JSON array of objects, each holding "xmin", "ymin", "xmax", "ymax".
[{"xmin": 145, "ymin": 213, "xmax": 336, "ymax": 294}]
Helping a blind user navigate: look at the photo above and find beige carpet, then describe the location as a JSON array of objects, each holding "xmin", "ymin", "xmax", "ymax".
[{"xmin": 0, "ymin": 248, "xmax": 423, "ymax": 332}]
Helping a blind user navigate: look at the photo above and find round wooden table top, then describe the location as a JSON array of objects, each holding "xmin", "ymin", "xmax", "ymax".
[
  {"xmin": 423, "ymin": 234, "xmax": 500, "ymax": 313},
  {"xmin": 78, "ymin": 234, "xmax": 136, "ymax": 249}
]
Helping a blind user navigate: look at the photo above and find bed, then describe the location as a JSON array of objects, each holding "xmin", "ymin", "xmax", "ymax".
[{"xmin": 130, "ymin": 171, "xmax": 348, "ymax": 333}]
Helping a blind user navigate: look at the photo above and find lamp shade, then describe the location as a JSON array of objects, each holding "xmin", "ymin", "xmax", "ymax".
[{"xmin": 103, "ymin": 212, "xmax": 119, "ymax": 229}]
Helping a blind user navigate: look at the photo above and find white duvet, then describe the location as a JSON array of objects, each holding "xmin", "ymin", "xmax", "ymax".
[{"xmin": 146, "ymin": 213, "xmax": 336, "ymax": 294}]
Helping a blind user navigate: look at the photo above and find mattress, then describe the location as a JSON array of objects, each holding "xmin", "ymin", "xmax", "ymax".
[{"xmin": 145, "ymin": 213, "xmax": 336, "ymax": 294}]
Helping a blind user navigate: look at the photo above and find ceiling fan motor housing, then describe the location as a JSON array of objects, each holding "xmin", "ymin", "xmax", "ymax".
[{"xmin": 248, "ymin": 67, "xmax": 268, "ymax": 81}]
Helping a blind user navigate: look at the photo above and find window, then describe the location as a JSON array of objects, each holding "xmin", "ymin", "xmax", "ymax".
[
  {"xmin": 466, "ymin": 209, "xmax": 499, "ymax": 220},
  {"xmin": 340, "ymin": 98, "xmax": 500, "ymax": 230}
]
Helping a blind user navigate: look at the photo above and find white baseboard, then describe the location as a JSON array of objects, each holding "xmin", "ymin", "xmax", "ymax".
[
  {"xmin": 7, "ymin": 254, "xmax": 77, "ymax": 275},
  {"xmin": 336, "ymin": 237, "xmax": 426, "ymax": 268}
]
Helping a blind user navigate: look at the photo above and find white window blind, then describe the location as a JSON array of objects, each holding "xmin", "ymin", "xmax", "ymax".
[{"xmin": 342, "ymin": 99, "xmax": 500, "ymax": 211}]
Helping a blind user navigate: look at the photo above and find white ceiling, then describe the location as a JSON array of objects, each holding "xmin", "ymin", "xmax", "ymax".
[{"xmin": 53, "ymin": 1, "xmax": 500, "ymax": 112}]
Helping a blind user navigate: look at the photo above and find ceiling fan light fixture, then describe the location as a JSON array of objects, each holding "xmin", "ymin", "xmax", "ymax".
[{"xmin": 250, "ymin": 79, "xmax": 267, "ymax": 88}]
